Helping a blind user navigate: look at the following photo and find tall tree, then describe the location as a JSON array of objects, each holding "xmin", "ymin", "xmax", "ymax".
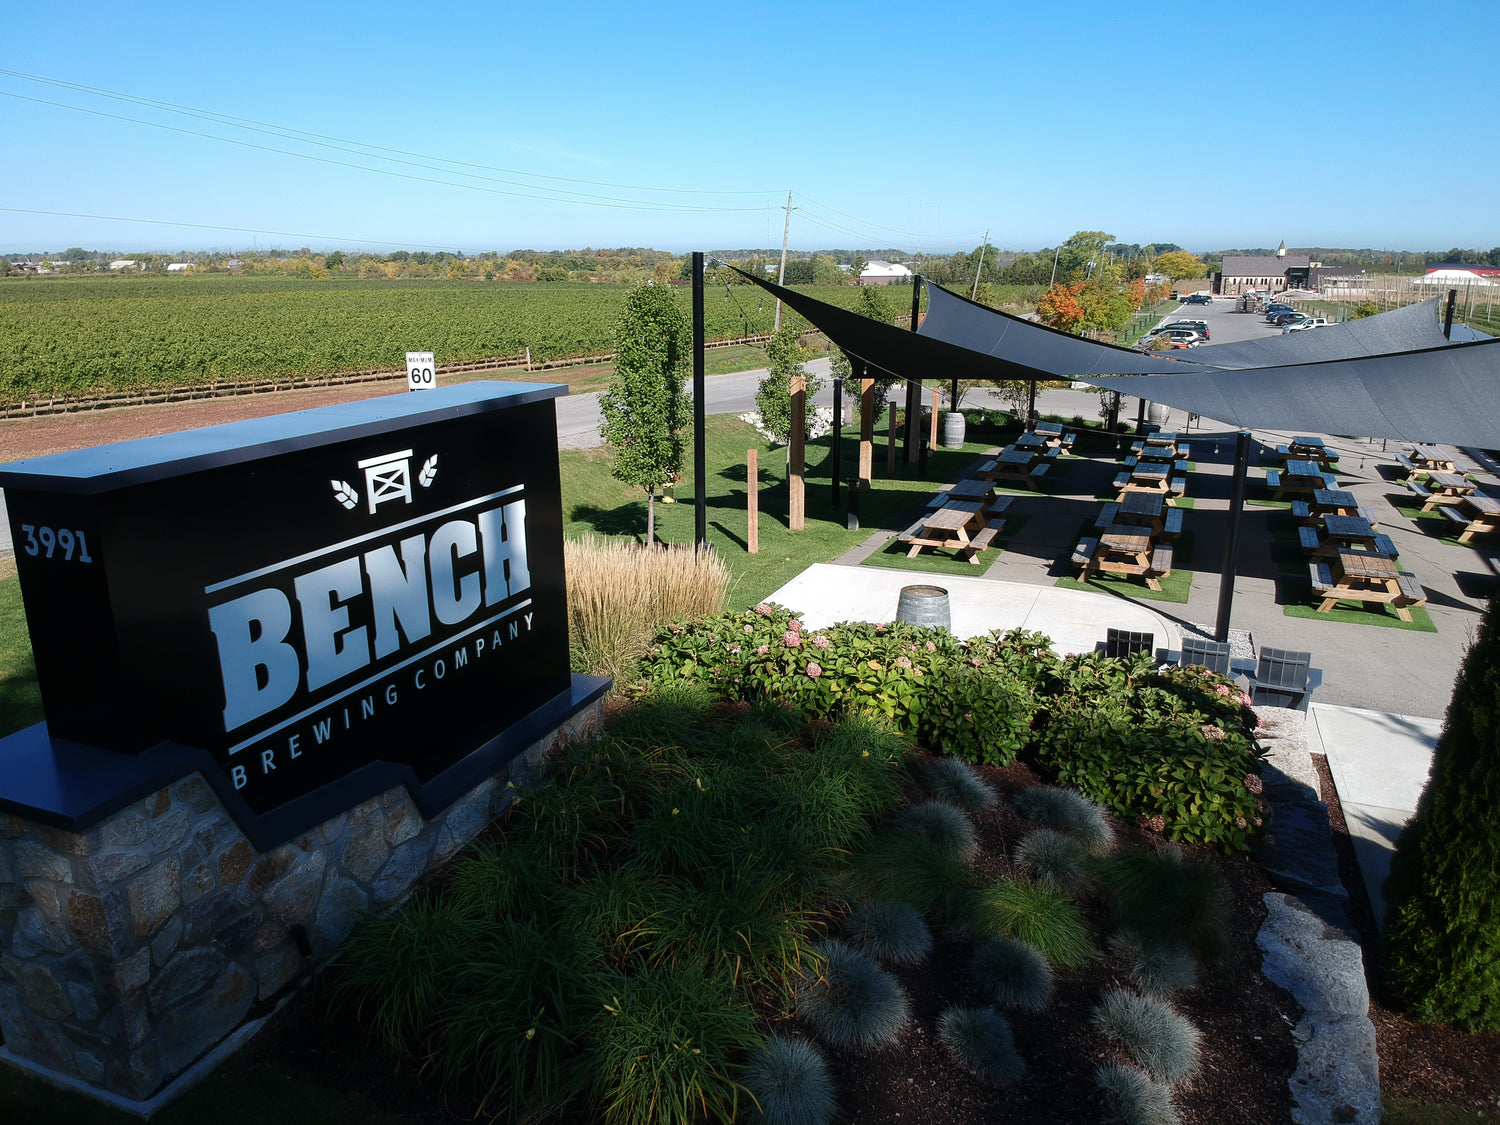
[
  {"xmin": 754, "ymin": 326, "xmax": 823, "ymax": 444},
  {"xmin": 1155, "ymin": 251, "xmax": 1205, "ymax": 280},
  {"xmin": 1382, "ymin": 594, "xmax": 1500, "ymax": 1031},
  {"xmin": 599, "ymin": 282, "xmax": 690, "ymax": 545}
]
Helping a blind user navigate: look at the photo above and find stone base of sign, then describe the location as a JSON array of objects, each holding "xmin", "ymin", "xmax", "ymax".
[{"xmin": 0, "ymin": 687, "xmax": 608, "ymax": 1108}]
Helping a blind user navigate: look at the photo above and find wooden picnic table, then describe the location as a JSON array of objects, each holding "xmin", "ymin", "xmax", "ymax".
[
  {"xmin": 1012, "ymin": 431, "xmax": 1050, "ymax": 452},
  {"xmin": 1074, "ymin": 528, "xmax": 1175, "ymax": 590},
  {"xmin": 1269, "ymin": 459, "xmax": 1337, "ymax": 500},
  {"xmin": 1456, "ymin": 493, "xmax": 1500, "ymax": 543},
  {"xmin": 1410, "ymin": 444, "xmax": 1457, "ymax": 473},
  {"xmin": 1131, "ymin": 438, "xmax": 1188, "ymax": 462},
  {"xmin": 1279, "ymin": 436, "xmax": 1339, "ymax": 470},
  {"xmin": 1422, "ymin": 472, "xmax": 1475, "ymax": 504},
  {"xmin": 1032, "ymin": 421, "xmax": 1077, "ymax": 447},
  {"xmin": 1309, "ymin": 549, "xmax": 1426, "ymax": 621},
  {"xmin": 978, "ymin": 445, "xmax": 1052, "ymax": 491},
  {"xmin": 1299, "ymin": 514, "xmax": 1390, "ymax": 558},
  {"xmin": 1114, "ymin": 463, "xmax": 1188, "ymax": 505},
  {"xmin": 898, "ymin": 500, "xmax": 1002, "ymax": 564}
]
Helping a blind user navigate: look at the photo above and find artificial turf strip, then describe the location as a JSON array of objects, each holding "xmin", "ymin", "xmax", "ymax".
[
  {"xmin": 1284, "ymin": 600, "xmax": 1438, "ymax": 632},
  {"xmin": 861, "ymin": 515, "xmax": 1031, "ymax": 577},
  {"xmin": 1054, "ymin": 566, "xmax": 1193, "ymax": 604}
]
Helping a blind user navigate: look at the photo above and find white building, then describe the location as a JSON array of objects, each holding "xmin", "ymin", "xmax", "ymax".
[
  {"xmin": 858, "ymin": 260, "xmax": 913, "ymax": 286},
  {"xmin": 108, "ymin": 260, "xmax": 139, "ymax": 271}
]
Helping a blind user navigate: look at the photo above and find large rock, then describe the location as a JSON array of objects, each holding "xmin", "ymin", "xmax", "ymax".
[
  {"xmin": 127, "ymin": 857, "xmax": 181, "ymax": 938},
  {"xmin": 154, "ymin": 962, "xmax": 254, "ymax": 1078}
]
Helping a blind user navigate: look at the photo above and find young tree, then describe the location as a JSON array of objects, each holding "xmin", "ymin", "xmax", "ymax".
[
  {"xmin": 1381, "ymin": 594, "xmax": 1500, "ymax": 1031},
  {"xmin": 599, "ymin": 282, "xmax": 690, "ymax": 545},
  {"xmin": 754, "ymin": 326, "xmax": 824, "ymax": 444}
]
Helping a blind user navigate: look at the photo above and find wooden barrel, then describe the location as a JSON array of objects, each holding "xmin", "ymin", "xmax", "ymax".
[
  {"xmin": 940, "ymin": 411, "xmax": 967, "ymax": 448},
  {"xmin": 895, "ymin": 584, "xmax": 950, "ymax": 630}
]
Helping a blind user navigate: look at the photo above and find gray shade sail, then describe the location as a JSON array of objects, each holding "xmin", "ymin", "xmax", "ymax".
[
  {"xmin": 733, "ymin": 267, "xmax": 1500, "ymax": 448},
  {"xmin": 1084, "ymin": 336, "xmax": 1500, "ymax": 447},
  {"xmin": 1185, "ymin": 298, "xmax": 1456, "ymax": 368}
]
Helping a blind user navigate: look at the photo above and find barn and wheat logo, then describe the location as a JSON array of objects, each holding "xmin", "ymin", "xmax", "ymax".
[{"xmin": 330, "ymin": 449, "xmax": 439, "ymax": 513}]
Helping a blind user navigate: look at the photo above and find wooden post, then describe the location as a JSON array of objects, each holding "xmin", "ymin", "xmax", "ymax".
[
  {"xmin": 789, "ymin": 375, "xmax": 806, "ymax": 531},
  {"xmin": 747, "ymin": 448, "xmax": 759, "ymax": 554},
  {"xmin": 858, "ymin": 367, "xmax": 875, "ymax": 484},
  {"xmin": 886, "ymin": 401, "xmax": 897, "ymax": 473},
  {"xmin": 929, "ymin": 386, "xmax": 940, "ymax": 446}
]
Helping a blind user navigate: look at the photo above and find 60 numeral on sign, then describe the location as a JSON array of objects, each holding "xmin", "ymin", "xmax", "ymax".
[
  {"xmin": 21, "ymin": 524, "xmax": 94, "ymax": 563},
  {"xmin": 406, "ymin": 351, "xmax": 436, "ymax": 392}
]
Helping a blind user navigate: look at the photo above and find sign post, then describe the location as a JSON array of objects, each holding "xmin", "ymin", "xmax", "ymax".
[{"xmin": 406, "ymin": 350, "xmax": 436, "ymax": 392}]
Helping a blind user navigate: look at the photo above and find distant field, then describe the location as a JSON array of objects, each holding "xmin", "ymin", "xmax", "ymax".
[{"xmin": 0, "ymin": 276, "xmax": 923, "ymax": 406}]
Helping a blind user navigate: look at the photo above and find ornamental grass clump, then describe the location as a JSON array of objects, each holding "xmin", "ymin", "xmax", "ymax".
[
  {"xmin": 1014, "ymin": 786, "xmax": 1116, "ymax": 856},
  {"xmin": 936, "ymin": 1006, "xmax": 1026, "ymax": 1085},
  {"xmin": 797, "ymin": 941, "xmax": 911, "ymax": 1051},
  {"xmin": 1097, "ymin": 845, "xmax": 1232, "ymax": 974},
  {"xmin": 1094, "ymin": 1063, "xmax": 1181, "ymax": 1125},
  {"xmin": 1091, "ymin": 988, "xmax": 1201, "ymax": 1085},
  {"xmin": 564, "ymin": 535, "xmax": 729, "ymax": 682},
  {"xmin": 1013, "ymin": 827, "xmax": 1090, "ymax": 891},
  {"xmin": 1108, "ymin": 931, "xmax": 1200, "ymax": 998},
  {"xmin": 969, "ymin": 936, "xmax": 1055, "ymax": 1011},
  {"xmin": 844, "ymin": 901, "xmax": 932, "ymax": 967},
  {"xmin": 848, "ymin": 830, "xmax": 975, "ymax": 922},
  {"xmin": 924, "ymin": 757, "xmax": 998, "ymax": 811},
  {"xmin": 897, "ymin": 799, "xmax": 979, "ymax": 862},
  {"xmin": 964, "ymin": 878, "xmax": 1095, "ymax": 970},
  {"xmin": 740, "ymin": 1036, "xmax": 838, "ymax": 1125}
]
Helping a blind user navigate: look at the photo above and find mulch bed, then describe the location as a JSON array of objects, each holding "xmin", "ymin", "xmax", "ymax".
[
  {"xmin": 1312, "ymin": 754, "xmax": 1500, "ymax": 1117},
  {"xmin": 241, "ymin": 752, "xmax": 1300, "ymax": 1124}
]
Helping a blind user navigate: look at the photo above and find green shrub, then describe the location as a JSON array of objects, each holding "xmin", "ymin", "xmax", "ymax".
[
  {"xmin": 844, "ymin": 901, "xmax": 932, "ymax": 967},
  {"xmin": 797, "ymin": 941, "xmax": 911, "ymax": 1051},
  {"xmin": 1383, "ymin": 594, "xmax": 1500, "ymax": 1031},
  {"xmin": 963, "ymin": 879, "xmax": 1095, "ymax": 970},
  {"xmin": 849, "ymin": 829, "xmax": 976, "ymax": 921},
  {"xmin": 1091, "ymin": 988, "xmax": 1201, "ymax": 1085},
  {"xmin": 936, "ymin": 1006, "xmax": 1026, "ymax": 1085},
  {"xmin": 741, "ymin": 1036, "xmax": 838, "ymax": 1125},
  {"xmin": 1094, "ymin": 1063, "xmax": 1180, "ymax": 1125},
  {"xmin": 923, "ymin": 757, "xmax": 998, "ymax": 811},
  {"xmin": 1034, "ymin": 656, "xmax": 1264, "ymax": 852},
  {"xmin": 1014, "ymin": 787, "xmax": 1116, "ymax": 855},
  {"xmin": 969, "ymin": 936, "xmax": 1055, "ymax": 1011}
]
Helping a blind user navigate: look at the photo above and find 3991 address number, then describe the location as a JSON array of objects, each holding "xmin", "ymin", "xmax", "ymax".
[{"xmin": 20, "ymin": 525, "xmax": 94, "ymax": 563}]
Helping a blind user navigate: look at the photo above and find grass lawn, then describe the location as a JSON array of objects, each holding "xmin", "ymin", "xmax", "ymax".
[
  {"xmin": 0, "ymin": 562, "xmax": 41, "ymax": 738},
  {"xmin": 1053, "ymin": 566, "xmax": 1193, "ymax": 603},
  {"xmin": 560, "ymin": 415, "xmax": 994, "ymax": 610},
  {"xmin": 860, "ymin": 514, "xmax": 1032, "ymax": 578},
  {"xmin": 1283, "ymin": 599, "xmax": 1437, "ymax": 632}
]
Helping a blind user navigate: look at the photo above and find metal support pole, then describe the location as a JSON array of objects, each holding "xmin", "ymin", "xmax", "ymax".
[
  {"xmin": 831, "ymin": 377, "xmax": 843, "ymax": 505},
  {"xmin": 1215, "ymin": 430, "xmax": 1253, "ymax": 643},
  {"xmin": 1027, "ymin": 379, "xmax": 1037, "ymax": 429},
  {"xmin": 1444, "ymin": 288, "xmax": 1457, "ymax": 339},
  {"xmin": 918, "ymin": 437, "xmax": 929, "ymax": 478},
  {"xmin": 904, "ymin": 276, "xmax": 921, "ymax": 465},
  {"xmin": 692, "ymin": 252, "xmax": 707, "ymax": 548},
  {"xmin": 846, "ymin": 477, "xmax": 860, "ymax": 531}
]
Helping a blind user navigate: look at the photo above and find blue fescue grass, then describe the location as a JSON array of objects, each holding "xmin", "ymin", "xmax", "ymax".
[
  {"xmin": 923, "ymin": 757, "xmax": 998, "ymax": 812},
  {"xmin": 797, "ymin": 941, "xmax": 911, "ymax": 1051},
  {"xmin": 1013, "ymin": 828, "xmax": 1090, "ymax": 891},
  {"xmin": 1014, "ymin": 786, "xmax": 1116, "ymax": 855},
  {"xmin": 1091, "ymin": 988, "xmax": 1201, "ymax": 1086},
  {"xmin": 1108, "ymin": 931, "xmax": 1200, "ymax": 998},
  {"xmin": 964, "ymin": 879, "xmax": 1095, "ymax": 970},
  {"xmin": 844, "ymin": 901, "xmax": 933, "ymax": 967},
  {"xmin": 897, "ymin": 800, "xmax": 979, "ymax": 862},
  {"xmin": 740, "ymin": 1036, "xmax": 838, "ymax": 1125},
  {"xmin": 969, "ymin": 936, "xmax": 1055, "ymax": 1012},
  {"xmin": 935, "ymin": 1006, "xmax": 1026, "ymax": 1085},
  {"xmin": 1095, "ymin": 1063, "xmax": 1181, "ymax": 1125}
]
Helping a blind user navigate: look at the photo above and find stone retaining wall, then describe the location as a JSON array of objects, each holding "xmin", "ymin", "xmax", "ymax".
[{"xmin": 0, "ymin": 698, "xmax": 603, "ymax": 1103}]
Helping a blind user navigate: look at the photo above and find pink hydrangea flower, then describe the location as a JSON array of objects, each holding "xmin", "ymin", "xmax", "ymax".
[
  {"xmin": 812, "ymin": 635, "xmax": 830, "ymax": 649},
  {"xmin": 756, "ymin": 645, "xmax": 769, "ymax": 655},
  {"xmin": 743, "ymin": 624, "xmax": 754, "ymax": 634},
  {"xmin": 1201, "ymin": 724, "xmax": 1226, "ymax": 740},
  {"xmin": 895, "ymin": 656, "xmax": 912, "ymax": 669},
  {"xmin": 755, "ymin": 603, "xmax": 774, "ymax": 616},
  {"xmin": 782, "ymin": 631, "xmax": 801, "ymax": 647},
  {"xmin": 806, "ymin": 662, "xmax": 823, "ymax": 678},
  {"xmin": 875, "ymin": 623, "xmax": 886, "ymax": 632},
  {"xmin": 788, "ymin": 619, "xmax": 803, "ymax": 632},
  {"xmin": 1238, "ymin": 692, "xmax": 1254, "ymax": 707},
  {"xmin": 1215, "ymin": 684, "xmax": 1232, "ymax": 697},
  {"xmin": 925, "ymin": 640, "xmax": 937, "ymax": 652}
]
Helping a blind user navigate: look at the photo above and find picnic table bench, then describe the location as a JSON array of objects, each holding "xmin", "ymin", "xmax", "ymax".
[
  {"xmin": 1032, "ymin": 421, "xmax": 1078, "ymax": 448},
  {"xmin": 1291, "ymin": 489, "xmax": 1377, "ymax": 527},
  {"xmin": 897, "ymin": 500, "xmax": 1006, "ymax": 564},
  {"xmin": 1308, "ymin": 550, "xmax": 1427, "ymax": 621},
  {"xmin": 1296, "ymin": 514, "xmax": 1396, "ymax": 558},
  {"xmin": 1267, "ymin": 460, "xmax": 1339, "ymax": 499},
  {"xmin": 1073, "ymin": 530, "xmax": 1174, "ymax": 591},
  {"xmin": 979, "ymin": 446, "xmax": 1052, "ymax": 491},
  {"xmin": 1095, "ymin": 499, "xmax": 1182, "ymax": 538},
  {"xmin": 1436, "ymin": 492, "xmax": 1500, "ymax": 544}
]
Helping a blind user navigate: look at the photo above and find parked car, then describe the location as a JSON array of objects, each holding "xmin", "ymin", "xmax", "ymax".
[
  {"xmin": 1264, "ymin": 304, "xmax": 1295, "ymax": 321},
  {"xmin": 1284, "ymin": 317, "xmax": 1330, "ymax": 333},
  {"xmin": 1184, "ymin": 293, "xmax": 1212, "ymax": 305},
  {"xmin": 1164, "ymin": 319, "xmax": 1210, "ymax": 340},
  {"xmin": 1273, "ymin": 312, "xmax": 1307, "ymax": 327},
  {"xmin": 1151, "ymin": 328, "xmax": 1206, "ymax": 347}
]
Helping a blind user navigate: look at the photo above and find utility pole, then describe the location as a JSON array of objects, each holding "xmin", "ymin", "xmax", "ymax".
[
  {"xmin": 774, "ymin": 192, "xmax": 795, "ymax": 332},
  {"xmin": 970, "ymin": 229, "xmax": 990, "ymax": 301}
]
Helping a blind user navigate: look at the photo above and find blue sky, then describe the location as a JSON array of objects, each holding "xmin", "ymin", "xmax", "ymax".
[{"xmin": 5, "ymin": 1, "xmax": 1497, "ymax": 257}]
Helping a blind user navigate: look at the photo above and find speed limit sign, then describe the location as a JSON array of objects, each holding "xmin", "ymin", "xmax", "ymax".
[{"xmin": 405, "ymin": 351, "xmax": 436, "ymax": 392}]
